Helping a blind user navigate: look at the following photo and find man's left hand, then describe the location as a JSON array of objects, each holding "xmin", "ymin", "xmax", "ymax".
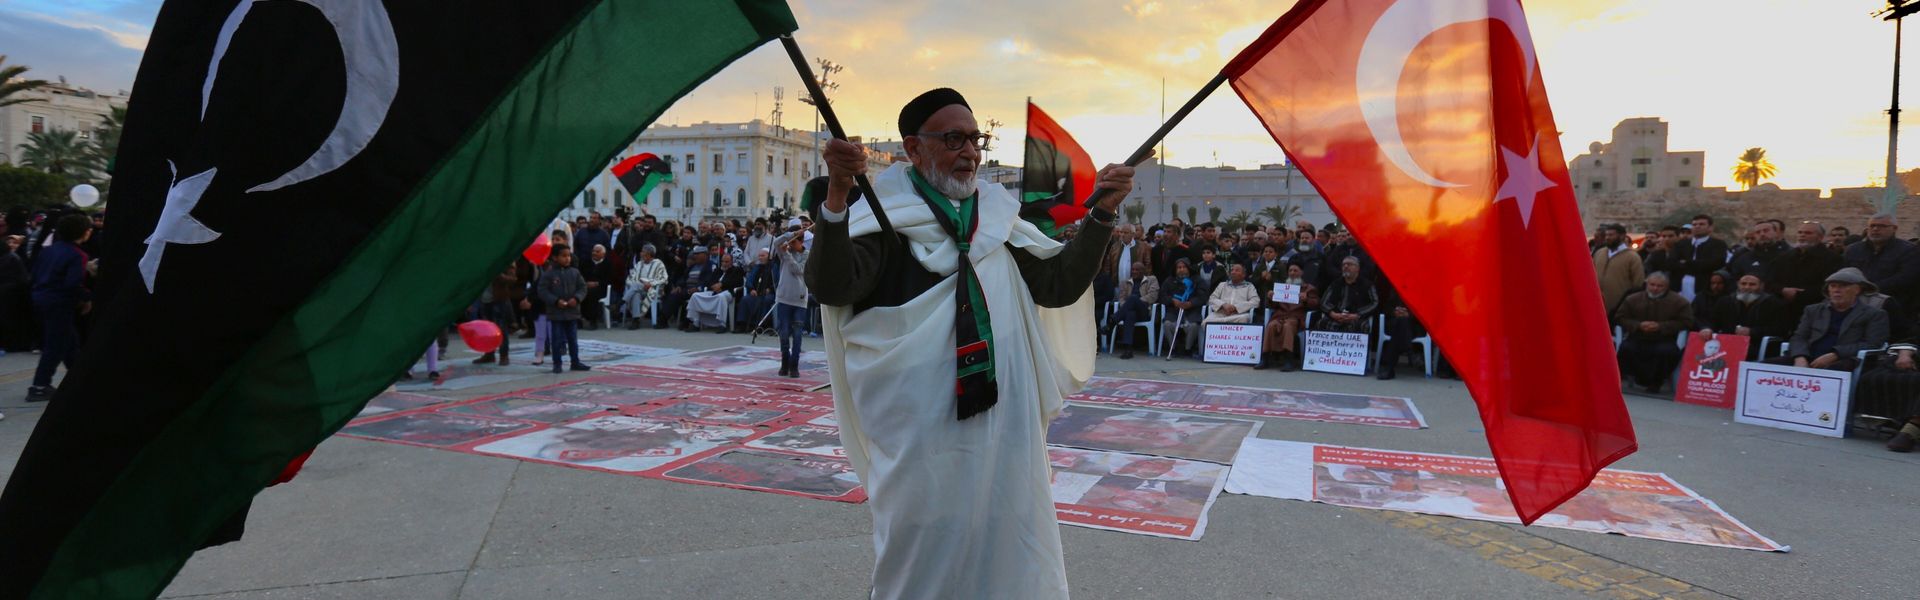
[
  {"xmin": 1810, "ymin": 352, "xmax": 1840, "ymax": 369},
  {"xmin": 1092, "ymin": 160, "xmax": 1143, "ymax": 213}
]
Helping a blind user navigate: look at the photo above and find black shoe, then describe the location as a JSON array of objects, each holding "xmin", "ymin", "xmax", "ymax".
[
  {"xmin": 627, "ymin": 321, "xmax": 642, "ymax": 331},
  {"xmin": 25, "ymin": 385, "xmax": 54, "ymax": 402},
  {"xmin": 518, "ymin": 332, "xmax": 536, "ymax": 340},
  {"xmin": 1119, "ymin": 349, "xmax": 1134, "ymax": 359},
  {"xmin": 428, "ymin": 371, "xmax": 442, "ymax": 382},
  {"xmin": 472, "ymin": 354, "xmax": 497, "ymax": 365},
  {"xmin": 1376, "ymin": 368, "xmax": 1396, "ymax": 381},
  {"xmin": 1888, "ymin": 431, "xmax": 1916, "ymax": 453},
  {"xmin": 1254, "ymin": 353, "xmax": 1272, "ymax": 370},
  {"xmin": 570, "ymin": 364, "xmax": 592, "ymax": 372}
]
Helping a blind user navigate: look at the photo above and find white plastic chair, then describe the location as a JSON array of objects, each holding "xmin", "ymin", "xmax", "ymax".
[{"xmin": 1105, "ymin": 301, "xmax": 1162, "ymax": 356}]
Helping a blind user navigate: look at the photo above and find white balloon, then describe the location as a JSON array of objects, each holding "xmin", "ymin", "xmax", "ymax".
[{"xmin": 70, "ymin": 184, "xmax": 101, "ymax": 208}]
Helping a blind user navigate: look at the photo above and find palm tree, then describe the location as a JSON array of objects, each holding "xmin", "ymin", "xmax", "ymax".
[
  {"xmin": 87, "ymin": 105, "xmax": 127, "ymax": 193},
  {"xmin": 1185, "ymin": 206, "xmax": 1198, "ymax": 225},
  {"xmin": 1122, "ymin": 202, "xmax": 1146, "ymax": 225},
  {"xmin": 1169, "ymin": 202, "xmax": 1181, "ymax": 225},
  {"xmin": 1730, "ymin": 147, "xmax": 1777, "ymax": 190},
  {"xmin": 1, "ymin": 56, "xmax": 50, "ymax": 108},
  {"xmin": 1259, "ymin": 204, "xmax": 1302, "ymax": 229},
  {"xmin": 1207, "ymin": 205, "xmax": 1222, "ymax": 224},
  {"xmin": 20, "ymin": 129, "xmax": 98, "ymax": 180}
]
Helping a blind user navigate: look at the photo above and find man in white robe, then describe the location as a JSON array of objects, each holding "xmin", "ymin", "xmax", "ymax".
[
  {"xmin": 1204, "ymin": 264, "xmax": 1260, "ymax": 324},
  {"xmin": 807, "ymin": 88, "xmax": 1135, "ymax": 599}
]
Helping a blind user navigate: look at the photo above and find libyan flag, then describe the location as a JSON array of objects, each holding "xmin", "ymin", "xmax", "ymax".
[
  {"xmin": 0, "ymin": 1, "xmax": 795, "ymax": 599},
  {"xmin": 1019, "ymin": 101, "xmax": 1098, "ymax": 239},
  {"xmin": 611, "ymin": 152, "xmax": 673, "ymax": 204}
]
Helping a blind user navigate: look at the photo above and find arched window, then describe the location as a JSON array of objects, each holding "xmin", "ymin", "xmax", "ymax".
[
  {"xmin": 766, "ymin": 190, "xmax": 775, "ymax": 208},
  {"xmin": 583, "ymin": 189, "xmax": 596, "ymax": 208},
  {"xmin": 736, "ymin": 188, "xmax": 747, "ymax": 207},
  {"xmin": 660, "ymin": 188, "xmax": 671, "ymax": 207},
  {"xmin": 683, "ymin": 189, "xmax": 694, "ymax": 208},
  {"xmin": 613, "ymin": 189, "xmax": 624, "ymax": 207},
  {"xmin": 713, "ymin": 188, "xmax": 724, "ymax": 208}
]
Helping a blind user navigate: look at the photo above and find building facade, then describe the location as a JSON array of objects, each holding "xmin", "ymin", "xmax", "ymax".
[
  {"xmin": 1566, "ymin": 117, "xmax": 1705, "ymax": 202},
  {"xmin": 569, "ymin": 119, "xmax": 892, "ymax": 223},
  {"xmin": 0, "ymin": 79, "xmax": 127, "ymax": 167},
  {"xmin": 1126, "ymin": 159, "xmax": 1336, "ymax": 229}
]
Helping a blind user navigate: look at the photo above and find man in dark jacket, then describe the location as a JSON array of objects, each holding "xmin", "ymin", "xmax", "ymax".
[
  {"xmin": 1774, "ymin": 221, "xmax": 1846, "ymax": 330},
  {"xmin": 580, "ymin": 244, "xmax": 615, "ymax": 329},
  {"xmin": 1315, "ymin": 256, "xmax": 1378, "ymax": 334},
  {"xmin": 1844, "ymin": 214, "xmax": 1920, "ymax": 310},
  {"xmin": 1615, "ymin": 272, "xmax": 1693, "ymax": 392},
  {"xmin": 472, "ymin": 262, "xmax": 517, "ymax": 365},
  {"xmin": 1707, "ymin": 273, "xmax": 1790, "ymax": 360},
  {"xmin": 26, "ymin": 215, "xmax": 93, "ymax": 401},
  {"xmin": 1771, "ymin": 267, "xmax": 1890, "ymax": 372},
  {"xmin": 1673, "ymin": 215, "xmax": 1728, "ymax": 298}
]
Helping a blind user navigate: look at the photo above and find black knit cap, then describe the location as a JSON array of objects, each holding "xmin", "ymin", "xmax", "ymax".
[{"xmin": 897, "ymin": 88, "xmax": 971, "ymax": 139}]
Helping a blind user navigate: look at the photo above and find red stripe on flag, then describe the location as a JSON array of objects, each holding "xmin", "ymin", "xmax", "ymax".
[{"xmin": 956, "ymin": 340, "xmax": 987, "ymax": 356}]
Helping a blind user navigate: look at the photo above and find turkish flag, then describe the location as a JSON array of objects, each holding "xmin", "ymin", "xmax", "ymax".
[{"xmin": 1225, "ymin": 0, "xmax": 1636, "ymax": 523}]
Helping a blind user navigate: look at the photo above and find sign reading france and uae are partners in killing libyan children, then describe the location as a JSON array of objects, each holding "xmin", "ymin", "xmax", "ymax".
[
  {"xmin": 1202, "ymin": 324, "xmax": 1263, "ymax": 365},
  {"xmin": 1735, "ymin": 362, "xmax": 1852, "ymax": 438},
  {"xmin": 1303, "ymin": 331, "xmax": 1369, "ymax": 375}
]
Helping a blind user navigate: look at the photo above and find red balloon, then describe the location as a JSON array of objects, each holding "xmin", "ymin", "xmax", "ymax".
[
  {"xmin": 458, "ymin": 320, "xmax": 503, "ymax": 354},
  {"xmin": 522, "ymin": 234, "xmax": 552, "ymax": 266}
]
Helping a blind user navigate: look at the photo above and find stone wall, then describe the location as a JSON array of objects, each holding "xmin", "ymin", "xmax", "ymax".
[{"xmin": 1579, "ymin": 185, "xmax": 1920, "ymax": 234}]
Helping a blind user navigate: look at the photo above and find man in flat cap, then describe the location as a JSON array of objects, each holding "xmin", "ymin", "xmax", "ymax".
[{"xmin": 808, "ymin": 88, "xmax": 1137, "ymax": 598}]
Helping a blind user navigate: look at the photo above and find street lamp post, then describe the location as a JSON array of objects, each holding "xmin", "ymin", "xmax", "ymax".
[
  {"xmin": 1879, "ymin": 0, "xmax": 1920, "ymax": 212},
  {"xmin": 798, "ymin": 58, "xmax": 841, "ymax": 202}
]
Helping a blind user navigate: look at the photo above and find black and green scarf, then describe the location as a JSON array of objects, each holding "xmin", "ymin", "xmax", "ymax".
[{"xmin": 909, "ymin": 169, "xmax": 997, "ymax": 420}]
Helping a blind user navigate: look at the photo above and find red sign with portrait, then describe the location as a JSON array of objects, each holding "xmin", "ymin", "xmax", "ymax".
[{"xmin": 1675, "ymin": 332, "xmax": 1749, "ymax": 410}]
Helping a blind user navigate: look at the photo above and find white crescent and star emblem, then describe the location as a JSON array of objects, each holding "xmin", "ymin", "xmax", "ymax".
[
  {"xmin": 1356, "ymin": 0, "xmax": 1548, "ymax": 228},
  {"xmin": 141, "ymin": 0, "xmax": 400, "ymax": 293}
]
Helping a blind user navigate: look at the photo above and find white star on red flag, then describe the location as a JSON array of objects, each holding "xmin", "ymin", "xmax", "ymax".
[{"xmin": 1494, "ymin": 136, "xmax": 1555, "ymax": 229}]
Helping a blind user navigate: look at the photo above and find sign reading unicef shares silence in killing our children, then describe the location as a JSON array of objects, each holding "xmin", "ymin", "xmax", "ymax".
[
  {"xmin": 1675, "ymin": 333, "xmax": 1749, "ymax": 410},
  {"xmin": 1203, "ymin": 324, "xmax": 1263, "ymax": 365},
  {"xmin": 1303, "ymin": 331, "xmax": 1369, "ymax": 375},
  {"xmin": 1735, "ymin": 362, "xmax": 1852, "ymax": 438}
]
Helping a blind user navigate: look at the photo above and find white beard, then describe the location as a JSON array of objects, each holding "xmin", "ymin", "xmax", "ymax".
[
  {"xmin": 1286, "ymin": 277, "xmax": 1303, "ymax": 285},
  {"xmin": 925, "ymin": 166, "xmax": 978, "ymax": 199}
]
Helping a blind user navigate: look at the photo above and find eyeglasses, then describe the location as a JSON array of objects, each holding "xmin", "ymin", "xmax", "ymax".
[{"xmin": 915, "ymin": 130, "xmax": 992, "ymax": 152}]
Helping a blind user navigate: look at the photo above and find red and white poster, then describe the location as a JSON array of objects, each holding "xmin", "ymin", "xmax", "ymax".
[
  {"xmin": 1226, "ymin": 439, "xmax": 1787, "ymax": 552},
  {"xmin": 1675, "ymin": 332, "xmax": 1749, "ymax": 410},
  {"xmin": 661, "ymin": 448, "xmax": 865, "ymax": 502},
  {"xmin": 610, "ymin": 345, "xmax": 831, "ymax": 391},
  {"xmin": 1046, "ymin": 404, "xmax": 1259, "ymax": 465},
  {"xmin": 1047, "ymin": 446, "xmax": 1229, "ymax": 541},
  {"xmin": 1073, "ymin": 376, "xmax": 1426, "ymax": 429},
  {"xmin": 471, "ymin": 415, "xmax": 756, "ymax": 473}
]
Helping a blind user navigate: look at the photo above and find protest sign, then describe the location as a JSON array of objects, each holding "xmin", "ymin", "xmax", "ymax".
[
  {"xmin": 1675, "ymin": 332, "xmax": 1749, "ymax": 409},
  {"xmin": 1271, "ymin": 283, "xmax": 1301, "ymax": 304},
  {"xmin": 1303, "ymin": 331, "xmax": 1369, "ymax": 375},
  {"xmin": 1736, "ymin": 362, "xmax": 1851, "ymax": 438},
  {"xmin": 1202, "ymin": 323, "xmax": 1262, "ymax": 365},
  {"xmin": 1047, "ymin": 446, "xmax": 1228, "ymax": 540},
  {"xmin": 1046, "ymin": 404, "xmax": 1260, "ymax": 464}
]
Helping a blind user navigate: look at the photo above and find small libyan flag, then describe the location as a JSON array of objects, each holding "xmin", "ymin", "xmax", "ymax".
[
  {"xmin": 1020, "ymin": 100, "xmax": 1098, "ymax": 239},
  {"xmin": 0, "ymin": 1, "xmax": 796, "ymax": 598},
  {"xmin": 610, "ymin": 152, "xmax": 673, "ymax": 204}
]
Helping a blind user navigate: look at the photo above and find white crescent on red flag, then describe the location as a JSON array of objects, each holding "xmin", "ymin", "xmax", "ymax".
[{"xmin": 1224, "ymin": 0, "xmax": 1637, "ymax": 523}]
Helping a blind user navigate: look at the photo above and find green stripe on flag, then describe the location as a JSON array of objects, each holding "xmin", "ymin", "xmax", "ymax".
[{"xmin": 32, "ymin": 1, "xmax": 796, "ymax": 597}]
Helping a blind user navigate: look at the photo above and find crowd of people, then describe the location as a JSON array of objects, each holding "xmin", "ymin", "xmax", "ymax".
[
  {"xmin": 0, "ymin": 208, "xmax": 106, "ymax": 422},
  {"xmin": 1593, "ymin": 213, "xmax": 1920, "ymax": 452}
]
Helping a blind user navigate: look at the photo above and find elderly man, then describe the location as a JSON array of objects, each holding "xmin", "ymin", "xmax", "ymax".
[
  {"xmin": 687, "ymin": 252, "xmax": 742, "ymax": 333},
  {"xmin": 807, "ymin": 88, "xmax": 1135, "ymax": 598},
  {"xmin": 1774, "ymin": 221, "xmax": 1846, "ymax": 330},
  {"xmin": 1592, "ymin": 224, "xmax": 1645, "ymax": 317},
  {"xmin": 622, "ymin": 245, "xmax": 668, "ymax": 329},
  {"xmin": 1844, "ymin": 214, "xmax": 1920, "ymax": 308},
  {"xmin": 1315, "ymin": 256, "xmax": 1377, "ymax": 334},
  {"xmin": 734, "ymin": 248, "xmax": 777, "ymax": 332},
  {"xmin": 1257, "ymin": 262, "xmax": 1320, "ymax": 371},
  {"xmin": 1614, "ymin": 272, "xmax": 1693, "ymax": 392},
  {"xmin": 1706, "ymin": 273, "xmax": 1790, "ymax": 360},
  {"xmin": 1204, "ymin": 263, "xmax": 1259, "ymax": 324},
  {"xmin": 666, "ymin": 246, "xmax": 714, "ymax": 331},
  {"xmin": 1111, "ymin": 260, "xmax": 1158, "ymax": 359},
  {"xmin": 1769, "ymin": 268, "xmax": 1890, "ymax": 372},
  {"xmin": 581, "ymin": 244, "xmax": 614, "ymax": 329},
  {"xmin": 1097, "ymin": 224, "xmax": 1145, "ymax": 309}
]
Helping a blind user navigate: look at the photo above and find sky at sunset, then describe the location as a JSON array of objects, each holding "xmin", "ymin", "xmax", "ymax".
[{"xmin": 1, "ymin": 0, "xmax": 1913, "ymax": 192}]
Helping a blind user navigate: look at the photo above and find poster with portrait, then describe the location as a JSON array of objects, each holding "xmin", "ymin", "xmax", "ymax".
[
  {"xmin": 505, "ymin": 340, "xmax": 678, "ymax": 365},
  {"xmin": 472, "ymin": 415, "xmax": 753, "ymax": 473},
  {"xmin": 1047, "ymin": 446, "xmax": 1229, "ymax": 541},
  {"xmin": 1675, "ymin": 332, "xmax": 1749, "ymax": 410},
  {"xmin": 1735, "ymin": 362, "xmax": 1851, "ymax": 438},
  {"xmin": 341, "ymin": 412, "xmax": 534, "ymax": 448},
  {"xmin": 644, "ymin": 400, "xmax": 791, "ymax": 426},
  {"xmin": 355, "ymin": 390, "xmax": 453, "ymax": 419},
  {"xmin": 744, "ymin": 424, "xmax": 845, "ymax": 458},
  {"xmin": 1045, "ymin": 404, "xmax": 1259, "ymax": 465},
  {"xmin": 439, "ymin": 397, "xmax": 611, "ymax": 423},
  {"xmin": 1225, "ymin": 439, "xmax": 1788, "ymax": 552},
  {"xmin": 1302, "ymin": 331, "xmax": 1369, "ymax": 375},
  {"xmin": 661, "ymin": 448, "xmax": 866, "ymax": 502},
  {"xmin": 1073, "ymin": 376, "xmax": 1426, "ymax": 429},
  {"xmin": 615, "ymin": 345, "xmax": 832, "ymax": 391}
]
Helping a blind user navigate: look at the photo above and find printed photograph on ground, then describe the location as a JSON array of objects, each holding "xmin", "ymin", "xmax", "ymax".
[
  {"xmin": 1073, "ymin": 376, "xmax": 1426, "ymax": 429},
  {"xmin": 618, "ymin": 345, "xmax": 832, "ymax": 390},
  {"xmin": 472, "ymin": 415, "xmax": 753, "ymax": 473},
  {"xmin": 744, "ymin": 424, "xmax": 845, "ymax": 458},
  {"xmin": 1046, "ymin": 404, "xmax": 1260, "ymax": 465},
  {"xmin": 341, "ymin": 413, "xmax": 534, "ymax": 448},
  {"xmin": 1047, "ymin": 446, "xmax": 1229, "ymax": 541},
  {"xmin": 440, "ymin": 397, "xmax": 612, "ymax": 423},
  {"xmin": 662, "ymin": 448, "xmax": 865, "ymax": 502},
  {"xmin": 644, "ymin": 400, "xmax": 791, "ymax": 426},
  {"xmin": 527, "ymin": 382, "xmax": 681, "ymax": 406},
  {"xmin": 356, "ymin": 391, "xmax": 453, "ymax": 418}
]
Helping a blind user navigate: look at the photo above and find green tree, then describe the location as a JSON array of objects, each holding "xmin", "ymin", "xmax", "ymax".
[
  {"xmin": 0, "ymin": 55, "xmax": 50, "ymax": 108},
  {"xmin": 1185, "ymin": 206, "xmax": 1197, "ymax": 225},
  {"xmin": 1122, "ymin": 202, "xmax": 1146, "ymax": 225},
  {"xmin": 1259, "ymin": 204, "xmax": 1302, "ymax": 229},
  {"xmin": 89, "ymin": 105, "xmax": 127, "ymax": 171},
  {"xmin": 1730, "ymin": 147, "xmax": 1776, "ymax": 191},
  {"xmin": 1207, "ymin": 205, "xmax": 1222, "ymax": 224},
  {"xmin": 1169, "ymin": 201, "xmax": 1181, "ymax": 225},
  {"xmin": 1222, "ymin": 210, "xmax": 1255, "ymax": 232},
  {"xmin": 0, "ymin": 165, "xmax": 70, "ymax": 209},
  {"xmin": 20, "ymin": 129, "xmax": 98, "ymax": 181}
]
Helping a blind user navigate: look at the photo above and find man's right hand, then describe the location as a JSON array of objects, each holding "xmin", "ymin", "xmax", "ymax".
[
  {"xmin": 1639, "ymin": 321, "xmax": 1659, "ymax": 333},
  {"xmin": 821, "ymin": 139, "xmax": 867, "ymax": 215}
]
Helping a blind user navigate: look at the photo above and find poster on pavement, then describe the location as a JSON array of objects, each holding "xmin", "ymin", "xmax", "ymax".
[
  {"xmin": 1225, "ymin": 439, "xmax": 1788, "ymax": 552},
  {"xmin": 744, "ymin": 424, "xmax": 845, "ymax": 458},
  {"xmin": 1046, "ymin": 404, "xmax": 1259, "ymax": 464},
  {"xmin": 1073, "ymin": 376, "xmax": 1426, "ymax": 429},
  {"xmin": 644, "ymin": 400, "xmax": 792, "ymax": 426},
  {"xmin": 662, "ymin": 448, "xmax": 866, "ymax": 502},
  {"xmin": 1202, "ymin": 323, "xmax": 1262, "ymax": 365},
  {"xmin": 506, "ymin": 340, "xmax": 679, "ymax": 365},
  {"xmin": 341, "ymin": 413, "xmax": 535, "ymax": 448},
  {"xmin": 356, "ymin": 390, "xmax": 454, "ymax": 418},
  {"xmin": 614, "ymin": 345, "xmax": 832, "ymax": 391},
  {"xmin": 1302, "ymin": 331, "xmax": 1369, "ymax": 375},
  {"xmin": 472, "ymin": 415, "xmax": 754, "ymax": 473},
  {"xmin": 1047, "ymin": 446, "xmax": 1229, "ymax": 541},
  {"xmin": 440, "ymin": 397, "xmax": 611, "ymax": 423},
  {"xmin": 1675, "ymin": 333, "xmax": 1749, "ymax": 410},
  {"xmin": 1735, "ymin": 362, "xmax": 1851, "ymax": 438}
]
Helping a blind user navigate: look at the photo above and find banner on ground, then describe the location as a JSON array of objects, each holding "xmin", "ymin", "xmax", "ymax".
[
  {"xmin": 1073, "ymin": 376, "xmax": 1426, "ymax": 429},
  {"xmin": 1735, "ymin": 362, "xmax": 1852, "ymax": 438},
  {"xmin": 1225, "ymin": 439, "xmax": 1788, "ymax": 552},
  {"xmin": 613, "ymin": 345, "xmax": 831, "ymax": 391},
  {"xmin": 1675, "ymin": 333, "xmax": 1749, "ymax": 410},
  {"xmin": 1202, "ymin": 323, "xmax": 1263, "ymax": 365},
  {"xmin": 1303, "ymin": 331, "xmax": 1368, "ymax": 375},
  {"xmin": 1047, "ymin": 404, "xmax": 1260, "ymax": 465},
  {"xmin": 1047, "ymin": 446, "xmax": 1229, "ymax": 541}
]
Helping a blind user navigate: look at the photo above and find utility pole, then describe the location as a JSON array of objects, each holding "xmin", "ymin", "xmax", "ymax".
[
  {"xmin": 1878, "ymin": 1, "xmax": 1920, "ymax": 212},
  {"xmin": 798, "ymin": 58, "xmax": 842, "ymax": 208}
]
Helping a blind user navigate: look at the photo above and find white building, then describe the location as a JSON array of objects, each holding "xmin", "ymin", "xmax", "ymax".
[
  {"xmin": 1127, "ymin": 159, "xmax": 1335, "ymax": 229},
  {"xmin": 569, "ymin": 119, "xmax": 892, "ymax": 222},
  {"xmin": 0, "ymin": 79, "xmax": 127, "ymax": 167},
  {"xmin": 1566, "ymin": 117, "xmax": 1705, "ymax": 202}
]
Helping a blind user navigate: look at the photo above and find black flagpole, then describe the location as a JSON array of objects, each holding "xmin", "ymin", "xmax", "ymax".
[
  {"xmin": 778, "ymin": 35, "xmax": 894, "ymax": 236},
  {"xmin": 1081, "ymin": 72, "xmax": 1230, "ymax": 208}
]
